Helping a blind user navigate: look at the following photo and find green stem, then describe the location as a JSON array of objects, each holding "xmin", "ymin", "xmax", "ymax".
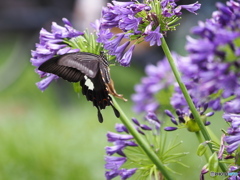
[
  {"xmin": 112, "ymin": 97, "xmax": 173, "ymax": 180},
  {"xmin": 161, "ymin": 37, "xmax": 227, "ymax": 172},
  {"xmin": 161, "ymin": 37, "xmax": 211, "ymax": 142}
]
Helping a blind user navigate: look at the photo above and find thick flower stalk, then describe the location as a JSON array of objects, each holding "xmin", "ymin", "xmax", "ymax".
[
  {"xmin": 30, "ymin": 18, "xmax": 83, "ymax": 91},
  {"xmin": 95, "ymin": 0, "xmax": 200, "ymax": 66},
  {"xmin": 105, "ymin": 112, "xmax": 188, "ymax": 180}
]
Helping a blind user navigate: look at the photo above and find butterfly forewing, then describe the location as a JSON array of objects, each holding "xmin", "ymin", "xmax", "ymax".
[{"xmin": 57, "ymin": 52, "xmax": 100, "ymax": 78}]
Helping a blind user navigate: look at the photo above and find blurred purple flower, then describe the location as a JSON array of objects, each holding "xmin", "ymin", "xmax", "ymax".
[
  {"xmin": 178, "ymin": 0, "xmax": 240, "ymax": 113},
  {"xmin": 223, "ymin": 113, "xmax": 240, "ymax": 154},
  {"xmin": 131, "ymin": 56, "xmax": 176, "ymax": 114}
]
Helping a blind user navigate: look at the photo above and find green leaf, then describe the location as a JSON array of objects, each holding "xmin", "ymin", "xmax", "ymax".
[
  {"xmin": 208, "ymin": 153, "xmax": 219, "ymax": 173},
  {"xmin": 197, "ymin": 142, "xmax": 208, "ymax": 156}
]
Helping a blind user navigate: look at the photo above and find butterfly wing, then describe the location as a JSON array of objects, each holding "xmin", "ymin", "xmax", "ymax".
[
  {"xmin": 57, "ymin": 52, "xmax": 100, "ymax": 78},
  {"xmin": 38, "ymin": 52, "xmax": 100, "ymax": 82}
]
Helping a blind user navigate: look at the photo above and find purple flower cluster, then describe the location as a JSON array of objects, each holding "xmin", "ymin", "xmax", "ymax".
[
  {"xmin": 164, "ymin": 104, "xmax": 214, "ymax": 132},
  {"xmin": 133, "ymin": 0, "xmax": 240, "ymax": 115},
  {"xmin": 132, "ymin": 56, "xmax": 175, "ymax": 113},
  {"xmin": 94, "ymin": 0, "xmax": 200, "ymax": 66},
  {"xmin": 173, "ymin": 0, "xmax": 240, "ymax": 113},
  {"xmin": 30, "ymin": 18, "xmax": 83, "ymax": 91},
  {"xmin": 105, "ymin": 112, "xmax": 161, "ymax": 179}
]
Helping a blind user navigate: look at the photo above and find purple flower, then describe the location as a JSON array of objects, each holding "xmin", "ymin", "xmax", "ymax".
[
  {"xmin": 223, "ymin": 113, "xmax": 240, "ymax": 154},
  {"xmin": 107, "ymin": 132, "xmax": 134, "ymax": 142},
  {"xmin": 118, "ymin": 44, "xmax": 135, "ymax": 67},
  {"xmin": 175, "ymin": 2, "xmax": 201, "ymax": 15},
  {"xmin": 132, "ymin": 55, "xmax": 175, "ymax": 113},
  {"xmin": 104, "ymin": 34, "xmax": 125, "ymax": 54},
  {"xmin": 118, "ymin": 15, "xmax": 142, "ymax": 32},
  {"xmin": 31, "ymin": 18, "xmax": 83, "ymax": 91},
  {"xmin": 105, "ymin": 156, "xmax": 126, "ymax": 170},
  {"xmin": 105, "ymin": 144, "xmax": 126, "ymax": 156},
  {"xmin": 119, "ymin": 168, "xmax": 137, "ymax": 180},
  {"xmin": 36, "ymin": 74, "xmax": 59, "ymax": 91},
  {"xmin": 161, "ymin": 0, "xmax": 200, "ymax": 17},
  {"xmin": 115, "ymin": 123, "xmax": 129, "ymax": 133},
  {"xmin": 144, "ymin": 26, "xmax": 163, "ymax": 46}
]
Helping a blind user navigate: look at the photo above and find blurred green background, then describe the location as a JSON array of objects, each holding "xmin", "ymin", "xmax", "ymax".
[{"xmin": 0, "ymin": 0, "xmax": 228, "ymax": 180}]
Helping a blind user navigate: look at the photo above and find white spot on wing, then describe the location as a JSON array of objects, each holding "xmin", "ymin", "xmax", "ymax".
[{"xmin": 84, "ymin": 75, "xmax": 94, "ymax": 90}]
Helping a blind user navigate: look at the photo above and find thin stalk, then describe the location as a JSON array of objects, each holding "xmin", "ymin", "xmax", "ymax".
[
  {"xmin": 161, "ymin": 37, "xmax": 227, "ymax": 172},
  {"xmin": 112, "ymin": 97, "xmax": 173, "ymax": 180}
]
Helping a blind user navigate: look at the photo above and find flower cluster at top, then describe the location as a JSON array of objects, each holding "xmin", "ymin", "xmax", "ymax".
[
  {"xmin": 30, "ymin": 18, "xmax": 83, "ymax": 91},
  {"xmin": 105, "ymin": 112, "xmax": 187, "ymax": 179},
  {"xmin": 132, "ymin": 0, "xmax": 240, "ymax": 117},
  {"xmin": 94, "ymin": 0, "xmax": 200, "ymax": 66}
]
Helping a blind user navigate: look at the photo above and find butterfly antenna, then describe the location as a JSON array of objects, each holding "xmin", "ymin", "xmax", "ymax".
[{"xmin": 96, "ymin": 106, "xmax": 104, "ymax": 123}]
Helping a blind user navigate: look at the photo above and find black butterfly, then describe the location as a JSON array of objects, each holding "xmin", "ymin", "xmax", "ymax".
[{"xmin": 38, "ymin": 52, "xmax": 127, "ymax": 123}]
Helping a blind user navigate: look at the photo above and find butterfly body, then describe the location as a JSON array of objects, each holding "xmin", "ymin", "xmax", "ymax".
[{"xmin": 38, "ymin": 52, "xmax": 126, "ymax": 122}]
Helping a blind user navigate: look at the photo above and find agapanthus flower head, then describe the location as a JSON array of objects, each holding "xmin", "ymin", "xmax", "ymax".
[
  {"xmin": 30, "ymin": 18, "xmax": 83, "ymax": 91},
  {"xmin": 177, "ymin": 0, "xmax": 240, "ymax": 114},
  {"xmin": 164, "ymin": 104, "xmax": 214, "ymax": 132},
  {"xmin": 105, "ymin": 112, "xmax": 188, "ymax": 179},
  {"xmin": 95, "ymin": 0, "xmax": 200, "ymax": 66}
]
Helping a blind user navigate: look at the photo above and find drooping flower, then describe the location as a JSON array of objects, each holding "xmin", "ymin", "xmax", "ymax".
[
  {"xmin": 223, "ymin": 113, "xmax": 240, "ymax": 154},
  {"xmin": 30, "ymin": 18, "xmax": 83, "ymax": 91},
  {"xmin": 105, "ymin": 112, "xmax": 188, "ymax": 179},
  {"xmin": 95, "ymin": 0, "xmax": 200, "ymax": 66}
]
